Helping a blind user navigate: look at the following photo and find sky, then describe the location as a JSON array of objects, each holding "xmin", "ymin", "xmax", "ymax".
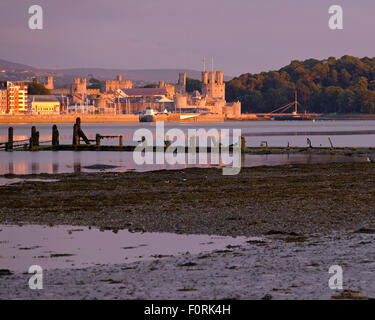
[{"xmin": 0, "ymin": 0, "xmax": 374, "ymax": 77}]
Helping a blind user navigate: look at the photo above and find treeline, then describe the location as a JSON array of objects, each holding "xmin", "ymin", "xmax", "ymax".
[{"xmin": 226, "ymin": 55, "xmax": 375, "ymax": 114}]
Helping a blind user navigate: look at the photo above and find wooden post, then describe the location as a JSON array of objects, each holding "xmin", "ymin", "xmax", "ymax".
[
  {"xmin": 119, "ymin": 135, "xmax": 123, "ymax": 147},
  {"xmin": 307, "ymin": 138, "xmax": 312, "ymax": 148},
  {"xmin": 6, "ymin": 127, "xmax": 13, "ymax": 151},
  {"xmin": 164, "ymin": 137, "xmax": 171, "ymax": 149},
  {"xmin": 241, "ymin": 136, "xmax": 246, "ymax": 152},
  {"xmin": 29, "ymin": 126, "xmax": 36, "ymax": 150},
  {"xmin": 76, "ymin": 117, "xmax": 90, "ymax": 144},
  {"xmin": 328, "ymin": 137, "xmax": 334, "ymax": 150},
  {"xmin": 96, "ymin": 134, "xmax": 101, "ymax": 147},
  {"xmin": 36, "ymin": 131, "xmax": 40, "ymax": 146},
  {"xmin": 52, "ymin": 125, "xmax": 59, "ymax": 146},
  {"xmin": 73, "ymin": 124, "xmax": 79, "ymax": 146}
]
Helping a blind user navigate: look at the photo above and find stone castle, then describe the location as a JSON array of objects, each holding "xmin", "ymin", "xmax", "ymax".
[{"xmin": 43, "ymin": 68, "xmax": 241, "ymax": 117}]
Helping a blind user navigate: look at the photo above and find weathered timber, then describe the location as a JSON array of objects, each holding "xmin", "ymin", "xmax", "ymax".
[
  {"xmin": 6, "ymin": 127, "xmax": 13, "ymax": 151},
  {"xmin": 52, "ymin": 125, "xmax": 59, "ymax": 146}
]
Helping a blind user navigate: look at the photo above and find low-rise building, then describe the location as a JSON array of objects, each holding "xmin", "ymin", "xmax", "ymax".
[{"xmin": 29, "ymin": 95, "xmax": 61, "ymax": 115}]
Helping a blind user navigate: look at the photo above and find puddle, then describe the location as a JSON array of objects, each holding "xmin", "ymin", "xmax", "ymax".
[
  {"xmin": 0, "ymin": 178, "xmax": 59, "ymax": 186},
  {"xmin": 0, "ymin": 225, "xmax": 254, "ymax": 272}
]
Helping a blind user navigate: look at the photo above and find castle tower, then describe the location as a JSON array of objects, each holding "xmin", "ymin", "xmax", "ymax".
[
  {"xmin": 202, "ymin": 71, "xmax": 208, "ymax": 84},
  {"xmin": 209, "ymin": 71, "xmax": 216, "ymax": 84},
  {"xmin": 72, "ymin": 78, "xmax": 87, "ymax": 95},
  {"xmin": 178, "ymin": 72, "xmax": 186, "ymax": 86},
  {"xmin": 45, "ymin": 76, "xmax": 54, "ymax": 90},
  {"xmin": 217, "ymin": 71, "xmax": 224, "ymax": 84},
  {"xmin": 202, "ymin": 70, "xmax": 225, "ymax": 100},
  {"xmin": 175, "ymin": 72, "xmax": 186, "ymax": 95}
]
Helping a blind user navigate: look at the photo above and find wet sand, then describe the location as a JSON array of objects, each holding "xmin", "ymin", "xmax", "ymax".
[{"xmin": 1, "ymin": 231, "xmax": 374, "ymax": 299}]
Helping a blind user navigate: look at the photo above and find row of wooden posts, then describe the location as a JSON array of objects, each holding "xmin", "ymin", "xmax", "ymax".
[
  {"xmin": 4, "ymin": 117, "xmax": 246, "ymax": 151},
  {"xmin": 4, "ymin": 117, "xmax": 124, "ymax": 151}
]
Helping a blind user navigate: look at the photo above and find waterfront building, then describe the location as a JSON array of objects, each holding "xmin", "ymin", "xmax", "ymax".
[
  {"xmin": 5, "ymin": 81, "xmax": 28, "ymax": 114},
  {"xmin": 0, "ymin": 82, "xmax": 7, "ymax": 114},
  {"xmin": 29, "ymin": 95, "xmax": 61, "ymax": 115}
]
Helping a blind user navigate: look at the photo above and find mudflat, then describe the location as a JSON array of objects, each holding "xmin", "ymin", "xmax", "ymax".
[{"xmin": 0, "ymin": 162, "xmax": 374, "ymax": 237}]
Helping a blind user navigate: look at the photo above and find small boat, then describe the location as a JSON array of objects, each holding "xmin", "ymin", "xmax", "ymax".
[{"xmin": 139, "ymin": 107, "xmax": 156, "ymax": 122}]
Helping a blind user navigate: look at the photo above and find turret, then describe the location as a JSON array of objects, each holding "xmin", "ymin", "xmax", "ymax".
[
  {"xmin": 202, "ymin": 71, "xmax": 208, "ymax": 84},
  {"xmin": 209, "ymin": 71, "xmax": 216, "ymax": 84},
  {"xmin": 178, "ymin": 72, "xmax": 186, "ymax": 86},
  {"xmin": 217, "ymin": 71, "xmax": 224, "ymax": 84}
]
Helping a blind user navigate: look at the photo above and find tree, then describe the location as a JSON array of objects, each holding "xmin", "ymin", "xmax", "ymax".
[
  {"xmin": 28, "ymin": 82, "xmax": 50, "ymax": 95},
  {"xmin": 226, "ymin": 55, "xmax": 375, "ymax": 114},
  {"xmin": 186, "ymin": 78, "xmax": 202, "ymax": 93},
  {"xmin": 87, "ymin": 78, "xmax": 101, "ymax": 90},
  {"xmin": 143, "ymin": 83, "xmax": 159, "ymax": 88}
]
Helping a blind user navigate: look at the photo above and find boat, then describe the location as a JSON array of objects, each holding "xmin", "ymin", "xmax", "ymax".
[{"xmin": 139, "ymin": 107, "xmax": 157, "ymax": 122}]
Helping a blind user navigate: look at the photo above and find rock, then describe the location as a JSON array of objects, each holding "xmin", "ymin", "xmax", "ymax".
[
  {"xmin": 331, "ymin": 290, "xmax": 370, "ymax": 300},
  {"xmin": 0, "ymin": 269, "xmax": 13, "ymax": 276},
  {"xmin": 354, "ymin": 228, "xmax": 375, "ymax": 234}
]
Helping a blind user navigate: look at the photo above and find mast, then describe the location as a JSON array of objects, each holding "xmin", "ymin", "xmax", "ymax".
[{"xmin": 294, "ymin": 90, "xmax": 298, "ymax": 114}]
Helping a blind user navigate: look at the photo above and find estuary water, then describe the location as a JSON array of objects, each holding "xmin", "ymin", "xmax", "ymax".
[{"xmin": 0, "ymin": 120, "xmax": 374, "ymax": 175}]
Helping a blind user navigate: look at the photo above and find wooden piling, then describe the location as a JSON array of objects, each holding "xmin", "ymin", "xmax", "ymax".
[
  {"xmin": 307, "ymin": 138, "xmax": 312, "ymax": 148},
  {"xmin": 119, "ymin": 135, "xmax": 123, "ymax": 147},
  {"xmin": 74, "ymin": 117, "xmax": 90, "ymax": 145},
  {"xmin": 73, "ymin": 124, "xmax": 79, "ymax": 146},
  {"xmin": 35, "ymin": 131, "xmax": 40, "ymax": 146},
  {"xmin": 328, "ymin": 137, "xmax": 334, "ymax": 149},
  {"xmin": 164, "ymin": 138, "xmax": 171, "ymax": 149},
  {"xmin": 241, "ymin": 136, "xmax": 246, "ymax": 152},
  {"xmin": 96, "ymin": 134, "xmax": 101, "ymax": 147},
  {"xmin": 6, "ymin": 127, "xmax": 13, "ymax": 151},
  {"xmin": 29, "ymin": 126, "xmax": 37, "ymax": 150},
  {"xmin": 52, "ymin": 125, "xmax": 59, "ymax": 146}
]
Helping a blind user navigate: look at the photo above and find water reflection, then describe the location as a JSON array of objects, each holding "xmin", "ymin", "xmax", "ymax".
[
  {"xmin": 0, "ymin": 224, "xmax": 251, "ymax": 272},
  {"xmin": 0, "ymin": 151, "xmax": 370, "ymax": 175}
]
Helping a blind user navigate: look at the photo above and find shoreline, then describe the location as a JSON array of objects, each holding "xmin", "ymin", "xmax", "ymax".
[{"xmin": 1, "ymin": 114, "xmax": 375, "ymax": 124}]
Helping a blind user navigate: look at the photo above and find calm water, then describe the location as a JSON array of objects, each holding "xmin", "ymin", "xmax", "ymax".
[
  {"xmin": 0, "ymin": 151, "xmax": 371, "ymax": 175},
  {"xmin": 0, "ymin": 120, "xmax": 374, "ymax": 175},
  {"xmin": 0, "ymin": 225, "xmax": 251, "ymax": 272},
  {"xmin": 1, "ymin": 120, "xmax": 375, "ymax": 147}
]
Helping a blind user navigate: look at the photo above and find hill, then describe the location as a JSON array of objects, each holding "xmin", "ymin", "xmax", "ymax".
[
  {"xmin": 0, "ymin": 58, "xmax": 36, "ymax": 70},
  {"xmin": 226, "ymin": 55, "xmax": 375, "ymax": 114},
  {"xmin": 0, "ymin": 58, "xmax": 232, "ymax": 85}
]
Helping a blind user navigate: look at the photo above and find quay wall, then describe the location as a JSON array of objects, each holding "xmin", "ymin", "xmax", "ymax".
[{"xmin": 0, "ymin": 114, "xmax": 225, "ymax": 124}]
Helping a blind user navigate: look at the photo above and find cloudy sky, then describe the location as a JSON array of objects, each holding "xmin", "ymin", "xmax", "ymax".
[{"xmin": 0, "ymin": 0, "xmax": 374, "ymax": 76}]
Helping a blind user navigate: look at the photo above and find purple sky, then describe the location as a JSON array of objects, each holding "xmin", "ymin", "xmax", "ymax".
[{"xmin": 0, "ymin": 0, "xmax": 374, "ymax": 76}]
